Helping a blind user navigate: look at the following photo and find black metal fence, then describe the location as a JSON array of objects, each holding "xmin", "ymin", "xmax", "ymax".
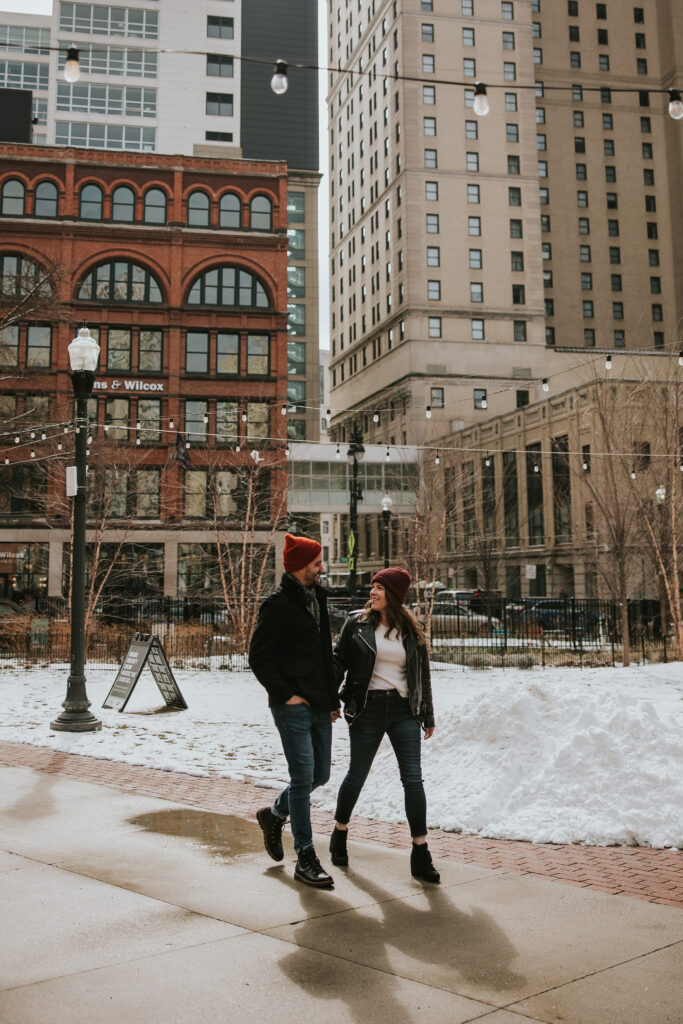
[{"xmin": 0, "ymin": 592, "xmax": 675, "ymax": 672}]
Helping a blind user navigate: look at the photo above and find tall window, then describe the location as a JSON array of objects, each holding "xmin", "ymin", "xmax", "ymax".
[
  {"xmin": 220, "ymin": 192, "xmax": 241, "ymax": 228},
  {"xmin": 78, "ymin": 261, "xmax": 163, "ymax": 303},
  {"xmin": 250, "ymin": 195, "xmax": 272, "ymax": 230},
  {"xmin": 34, "ymin": 180, "xmax": 58, "ymax": 217},
  {"xmin": 143, "ymin": 187, "xmax": 166, "ymax": 224},
  {"xmin": 187, "ymin": 190, "xmax": 210, "ymax": 226},
  {"xmin": 79, "ymin": 183, "xmax": 103, "ymax": 220},
  {"xmin": 26, "ymin": 325, "xmax": 51, "ymax": 367},
  {"xmin": 112, "ymin": 185, "xmax": 135, "ymax": 222},
  {"xmin": 526, "ymin": 443, "xmax": 544, "ymax": 545}
]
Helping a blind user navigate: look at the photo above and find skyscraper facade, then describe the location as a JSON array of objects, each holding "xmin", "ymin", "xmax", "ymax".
[{"xmin": 326, "ymin": 0, "xmax": 683, "ymax": 448}]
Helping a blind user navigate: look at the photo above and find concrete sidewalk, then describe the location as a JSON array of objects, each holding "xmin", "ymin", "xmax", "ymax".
[{"xmin": 0, "ymin": 763, "xmax": 682, "ymax": 1024}]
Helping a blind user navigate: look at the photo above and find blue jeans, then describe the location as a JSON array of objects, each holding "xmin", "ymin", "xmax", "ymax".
[
  {"xmin": 270, "ymin": 702, "xmax": 332, "ymax": 853},
  {"xmin": 335, "ymin": 690, "xmax": 427, "ymax": 838}
]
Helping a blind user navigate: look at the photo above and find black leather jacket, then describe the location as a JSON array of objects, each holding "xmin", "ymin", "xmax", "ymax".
[{"xmin": 333, "ymin": 611, "xmax": 435, "ymax": 729}]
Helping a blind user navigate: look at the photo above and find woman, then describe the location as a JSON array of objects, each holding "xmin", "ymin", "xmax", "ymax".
[{"xmin": 330, "ymin": 567, "xmax": 439, "ymax": 883}]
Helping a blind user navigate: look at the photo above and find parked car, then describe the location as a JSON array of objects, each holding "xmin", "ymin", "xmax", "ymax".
[
  {"xmin": 513, "ymin": 598, "xmax": 602, "ymax": 635},
  {"xmin": 429, "ymin": 601, "xmax": 501, "ymax": 635}
]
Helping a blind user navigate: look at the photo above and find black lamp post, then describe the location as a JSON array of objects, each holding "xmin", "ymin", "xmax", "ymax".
[
  {"xmin": 51, "ymin": 326, "xmax": 102, "ymax": 733},
  {"xmin": 381, "ymin": 494, "xmax": 393, "ymax": 569},
  {"xmin": 346, "ymin": 429, "xmax": 365, "ymax": 590}
]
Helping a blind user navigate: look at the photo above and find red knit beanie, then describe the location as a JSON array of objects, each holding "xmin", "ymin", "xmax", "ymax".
[
  {"xmin": 283, "ymin": 533, "xmax": 322, "ymax": 573},
  {"xmin": 371, "ymin": 567, "xmax": 412, "ymax": 605}
]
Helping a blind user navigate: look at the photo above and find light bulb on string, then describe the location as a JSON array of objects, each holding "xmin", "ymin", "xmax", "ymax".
[
  {"xmin": 169, "ymin": 418, "xmax": 175, "ymax": 429},
  {"xmin": 281, "ymin": 403, "xmax": 287, "ymax": 416},
  {"xmin": 605, "ymin": 354, "xmax": 612, "ymax": 370},
  {"xmin": 679, "ymin": 460, "xmax": 683, "ymax": 473},
  {"xmin": 14, "ymin": 435, "xmax": 19, "ymax": 444},
  {"xmin": 285, "ymin": 443, "xmax": 290, "ymax": 459},
  {"xmin": 64, "ymin": 46, "xmax": 80, "ymax": 83},
  {"xmin": 185, "ymin": 441, "xmax": 191, "ymax": 449},
  {"xmin": 203, "ymin": 413, "xmax": 208, "ymax": 424},
  {"xmin": 270, "ymin": 59, "xmax": 289, "ymax": 95},
  {"xmin": 30, "ymin": 449, "xmax": 35, "ymax": 459},
  {"xmin": 542, "ymin": 379, "xmax": 549, "ymax": 392},
  {"xmin": 103, "ymin": 423, "xmax": 109, "ymax": 432},
  {"xmin": 30, "ymin": 431, "xmax": 35, "ymax": 439},
  {"xmin": 326, "ymin": 408, "xmax": 331, "ymax": 425},
  {"xmin": 678, "ymin": 351, "xmax": 683, "ymax": 367},
  {"xmin": 582, "ymin": 458, "xmax": 588, "ymax": 471},
  {"xmin": 136, "ymin": 420, "xmax": 141, "ymax": 431},
  {"xmin": 136, "ymin": 437, "xmax": 141, "ymax": 446},
  {"xmin": 57, "ymin": 441, "xmax": 62, "ymax": 451},
  {"xmin": 533, "ymin": 462, "xmax": 540, "ymax": 473},
  {"xmin": 87, "ymin": 434, "xmax": 92, "ymax": 445},
  {"xmin": 425, "ymin": 405, "xmax": 432, "ymax": 419},
  {"xmin": 373, "ymin": 410, "xmax": 379, "ymax": 424},
  {"xmin": 4, "ymin": 457, "xmax": 8, "ymax": 465},
  {"xmin": 241, "ymin": 411, "xmax": 247, "ymax": 423},
  {"xmin": 668, "ymin": 89, "xmax": 683, "ymax": 120},
  {"xmin": 335, "ymin": 444, "xmax": 341, "ymax": 459},
  {"xmin": 385, "ymin": 446, "xmax": 390, "ymax": 461},
  {"xmin": 435, "ymin": 451, "xmax": 440, "ymax": 465},
  {"xmin": 235, "ymin": 443, "xmax": 241, "ymax": 453},
  {"xmin": 485, "ymin": 453, "xmax": 491, "ymax": 468},
  {"xmin": 473, "ymin": 82, "xmax": 489, "ymax": 116},
  {"xmin": 481, "ymin": 397, "xmax": 488, "ymax": 409},
  {"xmin": 41, "ymin": 431, "xmax": 46, "ymax": 440},
  {"xmin": 631, "ymin": 466, "xmax": 636, "ymax": 480},
  {"xmin": 64, "ymin": 425, "xmax": 69, "ymax": 433}
]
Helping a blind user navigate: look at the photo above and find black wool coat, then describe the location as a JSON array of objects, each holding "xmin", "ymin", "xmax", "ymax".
[{"xmin": 248, "ymin": 573, "xmax": 340, "ymax": 712}]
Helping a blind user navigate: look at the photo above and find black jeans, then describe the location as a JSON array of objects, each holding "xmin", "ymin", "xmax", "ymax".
[{"xmin": 335, "ymin": 690, "xmax": 427, "ymax": 838}]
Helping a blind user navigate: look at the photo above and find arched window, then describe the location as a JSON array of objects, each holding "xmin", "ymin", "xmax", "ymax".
[
  {"xmin": 79, "ymin": 184, "xmax": 103, "ymax": 221},
  {"xmin": 112, "ymin": 185, "xmax": 135, "ymax": 222},
  {"xmin": 187, "ymin": 265, "xmax": 269, "ymax": 308},
  {"xmin": 77, "ymin": 261, "xmax": 163, "ymax": 303},
  {"xmin": 143, "ymin": 187, "xmax": 166, "ymax": 224},
  {"xmin": 0, "ymin": 254, "xmax": 51, "ymax": 299},
  {"xmin": 1, "ymin": 179, "xmax": 25, "ymax": 216},
  {"xmin": 219, "ymin": 191, "xmax": 241, "ymax": 229},
  {"xmin": 187, "ymin": 190, "xmax": 210, "ymax": 227},
  {"xmin": 250, "ymin": 194, "xmax": 272, "ymax": 230},
  {"xmin": 34, "ymin": 181, "xmax": 59, "ymax": 218}
]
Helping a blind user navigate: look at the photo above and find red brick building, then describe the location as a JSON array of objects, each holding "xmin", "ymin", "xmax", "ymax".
[{"xmin": 0, "ymin": 144, "xmax": 289, "ymax": 601}]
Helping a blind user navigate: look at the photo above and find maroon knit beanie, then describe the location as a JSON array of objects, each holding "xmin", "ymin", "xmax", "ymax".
[
  {"xmin": 283, "ymin": 533, "xmax": 322, "ymax": 573},
  {"xmin": 371, "ymin": 567, "xmax": 412, "ymax": 605}
]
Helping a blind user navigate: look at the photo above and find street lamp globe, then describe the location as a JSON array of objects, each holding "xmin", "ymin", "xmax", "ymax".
[
  {"xmin": 381, "ymin": 494, "xmax": 393, "ymax": 514},
  {"xmin": 68, "ymin": 325, "xmax": 100, "ymax": 372},
  {"xmin": 655, "ymin": 485, "xmax": 667, "ymax": 504}
]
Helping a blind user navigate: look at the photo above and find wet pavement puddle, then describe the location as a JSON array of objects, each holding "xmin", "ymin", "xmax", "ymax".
[{"xmin": 128, "ymin": 808, "xmax": 263, "ymax": 861}]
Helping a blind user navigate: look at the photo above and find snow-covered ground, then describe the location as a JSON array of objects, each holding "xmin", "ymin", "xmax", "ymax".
[{"xmin": 1, "ymin": 661, "xmax": 681, "ymax": 849}]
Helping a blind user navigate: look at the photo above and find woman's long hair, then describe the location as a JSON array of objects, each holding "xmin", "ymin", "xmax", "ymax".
[{"xmin": 361, "ymin": 586, "xmax": 427, "ymax": 646}]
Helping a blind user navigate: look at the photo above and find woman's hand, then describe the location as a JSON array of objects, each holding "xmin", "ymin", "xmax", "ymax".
[
  {"xmin": 424, "ymin": 726, "xmax": 434, "ymax": 740},
  {"xmin": 285, "ymin": 695, "xmax": 310, "ymax": 706}
]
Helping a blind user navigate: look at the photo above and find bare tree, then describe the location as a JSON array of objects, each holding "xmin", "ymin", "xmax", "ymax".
[{"xmin": 399, "ymin": 453, "xmax": 447, "ymax": 622}]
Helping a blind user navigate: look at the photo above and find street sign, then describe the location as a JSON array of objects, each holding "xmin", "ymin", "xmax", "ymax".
[
  {"xmin": 347, "ymin": 529, "xmax": 356, "ymax": 555},
  {"xmin": 103, "ymin": 632, "xmax": 187, "ymax": 712}
]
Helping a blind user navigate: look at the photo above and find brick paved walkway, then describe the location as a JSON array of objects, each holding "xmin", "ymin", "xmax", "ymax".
[{"xmin": 1, "ymin": 739, "xmax": 681, "ymax": 909}]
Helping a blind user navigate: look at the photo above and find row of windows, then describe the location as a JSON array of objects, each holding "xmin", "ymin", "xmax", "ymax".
[
  {"xmin": 0, "ymin": 255, "xmax": 273, "ymax": 312},
  {"xmin": 56, "ymin": 82, "xmax": 156, "ymax": 118},
  {"xmin": 57, "ymin": 41, "xmax": 157, "ymax": 78},
  {"xmin": 59, "ymin": 3, "xmax": 158, "ymax": 39},
  {"xmin": 88, "ymin": 398, "xmax": 271, "ymax": 445},
  {"xmin": 545, "ymin": 327, "xmax": 663, "ymax": 348},
  {"xmin": 0, "ymin": 23, "xmax": 50, "ymax": 54},
  {"xmin": 55, "ymin": 121, "xmax": 155, "ymax": 151},
  {"xmin": 0, "ymin": 178, "xmax": 274, "ymax": 230},
  {"xmin": 0, "ymin": 60, "xmax": 48, "ymax": 91}
]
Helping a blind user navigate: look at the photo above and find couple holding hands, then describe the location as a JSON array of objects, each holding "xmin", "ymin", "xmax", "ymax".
[{"xmin": 249, "ymin": 533, "xmax": 439, "ymax": 890}]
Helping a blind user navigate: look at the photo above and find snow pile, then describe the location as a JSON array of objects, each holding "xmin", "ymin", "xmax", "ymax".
[
  {"xmin": 0, "ymin": 663, "xmax": 681, "ymax": 848},
  {"xmin": 330, "ymin": 678, "xmax": 683, "ymax": 849}
]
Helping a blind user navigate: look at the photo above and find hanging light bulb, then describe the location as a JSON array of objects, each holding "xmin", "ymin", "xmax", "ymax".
[
  {"xmin": 285, "ymin": 443, "xmax": 290, "ymax": 459},
  {"xmin": 235, "ymin": 443, "xmax": 241, "ymax": 453},
  {"xmin": 326, "ymin": 408, "xmax": 331, "ymax": 425},
  {"xmin": 14, "ymin": 435, "xmax": 19, "ymax": 444},
  {"xmin": 473, "ymin": 82, "xmax": 489, "ymax": 117},
  {"xmin": 668, "ymin": 89, "xmax": 683, "ymax": 120},
  {"xmin": 605, "ymin": 354, "xmax": 612, "ymax": 370},
  {"xmin": 678, "ymin": 351, "xmax": 683, "ymax": 367},
  {"xmin": 203, "ymin": 413, "xmax": 208, "ymax": 424},
  {"xmin": 103, "ymin": 423, "xmax": 109, "ymax": 432},
  {"xmin": 57, "ymin": 441, "xmax": 62, "ymax": 451},
  {"xmin": 281, "ymin": 403, "xmax": 287, "ymax": 415},
  {"xmin": 136, "ymin": 420, "xmax": 141, "ymax": 431},
  {"xmin": 533, "ymin": 461, "xmax": 539, "ymax": 473},
  {"xmin": 373, "ymin": 410, "xmax": 379, "ymax": 424},
  {"xmin": 30, "ymin": 431, "xmax": 35, "ymax": 439},
  {"xmin": 481, "ymin": 397, "xmax": 488, "ymax": 409},
  {"xmin": 425, "ymin": 405, "xmax": 432, "ymax": 419},
  {"xmin": 335, "ymin": 443, "xmax": 341, "ymax": 459},
  {"xmin": 30, "ymin": 449, "xmax": 35, "ymax": 459},
  {"xmin": 385, "ymin": 446, "xmax": 390, "ymax": 461},
  {"xmin": 136, "ymin": 437, "xmax": 141, "ymax": 446},
  {"xmin": 63, "ymin": 45, "xmax": 80, "ymax": 83},
  {"xmin": 582, "ymin": 459, "xmax": 588, "ymax": 471},
  {"xmin": 485, "ymin": 453, "xmax": 491, "ymax": 468},
  {"xmin": 4, "ymin": 457, "xmax": 9, "ymax": 465},
  {"xmin": 270, "ymin": 59, "xmax": 289, "ymax": 95},
  {"xmin": 87, "ymin": 434, "xmax": 92, "ymax": 445},
  {"xmin": 41, "ymin": 431, "xmax": 46, "ymax": 440},
  {"xmin": 542, "ymin": 378, "xmax": 549, "ymax": 392},
  {"xmin": 241, "ymin": 411, "xmax": 248, "ymax": 422},
  {"xmin": 64, "ymin": 425, "xmax": 69, "ymax": 433},
  {"xmin": 169, "ymin": 418, "xmax": 175, "ymax": 429},
  {"xmin": 185, "ymin": 441, "xmax": 191, "ymax": 449},
  {"xmin": 631, "ymin": 466, "xmax": 636, "ymax": 480}
]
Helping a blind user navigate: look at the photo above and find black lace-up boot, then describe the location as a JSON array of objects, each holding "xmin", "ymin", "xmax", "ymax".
[
  {"xmin": 329, "ymin": 826, "xmax": 349, "ymax": 866},
  {"xmin": 294, "ymin": 845, "xmax": 334, "ymax": 888},
  {"xmin": 410, "ymin": 842, "xmax": 440, "ymax": 884},
  {"xmin": 256, "ymin": 806, "xmax": 285, "ymax": 862}
]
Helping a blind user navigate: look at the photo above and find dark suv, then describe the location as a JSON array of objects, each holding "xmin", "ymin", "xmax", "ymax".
[{"xmin": 514, "ymin": 598, "xmax": 602, "ymax": 635}]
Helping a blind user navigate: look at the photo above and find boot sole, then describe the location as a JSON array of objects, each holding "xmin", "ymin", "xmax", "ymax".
[
  {"xmin": 411, "ymin": 872, "xmax": 441, "ymax": 884},
  {"xmin": 294, "ymin": 869, "xmax": 334, "ymax": 888},
  {"xmin": 256, "ymin": 809, "xmax": 284, "ymax": 862},
  {"xmin": 330, "ymin": 854, "xmax": 348, "ymax": 866}
]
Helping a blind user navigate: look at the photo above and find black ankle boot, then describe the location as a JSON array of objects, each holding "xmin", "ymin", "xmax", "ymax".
[
  {"xmin": 256, "ymin": 806, "xmax": 285, "ymax": 862},
  {"xmin": 329, "ymin": 826, "xmax": 349, "ymax": 866},
  {"xmin": 294, "ymin": 846, "xmax": 334, "ymax": 888},
  {"xmin": 410, "ymin": 842, "xmax": 440, "ymax": 884}
]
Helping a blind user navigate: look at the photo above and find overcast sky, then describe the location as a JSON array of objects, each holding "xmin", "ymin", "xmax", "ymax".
[{"xmin": 0, "ymin": 0, "xmax": 331, "ymax": 347}]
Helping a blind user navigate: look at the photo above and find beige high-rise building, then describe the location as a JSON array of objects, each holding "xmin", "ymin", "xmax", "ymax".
[{"xmin": 326, "ymin": 0, "xmax": 683, "ymax": 448}]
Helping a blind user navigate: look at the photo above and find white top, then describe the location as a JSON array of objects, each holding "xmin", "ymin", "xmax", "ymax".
[{"xmin": 368, "ymin": 625, "xmax": 408, "ymax": 697}]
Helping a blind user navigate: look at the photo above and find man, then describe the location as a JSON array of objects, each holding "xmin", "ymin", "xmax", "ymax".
[{"xmin": 249, "ymin": 533, "xmax": 340, "ymax": 888}]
